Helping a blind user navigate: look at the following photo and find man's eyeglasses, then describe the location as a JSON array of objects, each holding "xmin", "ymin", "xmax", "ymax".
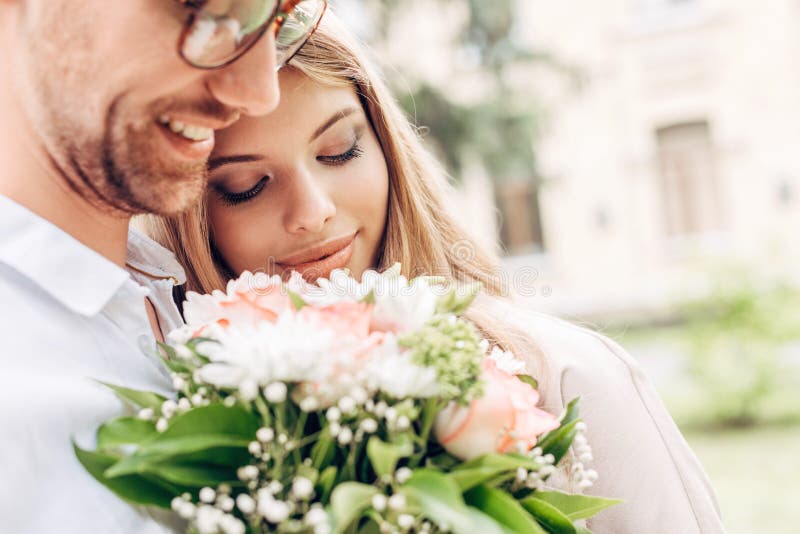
[{"xmin": 177, "ymin": 0, "xmax": 327, "ymax": 70}]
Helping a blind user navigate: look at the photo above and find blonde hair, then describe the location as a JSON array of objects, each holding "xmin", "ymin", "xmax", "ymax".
[{"xmin": 141, "ymin": 13, "xmax": 544, "ymax": 377}]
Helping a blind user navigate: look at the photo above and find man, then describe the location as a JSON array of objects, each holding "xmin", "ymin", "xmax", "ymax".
[{"xmin": 0, "ymin": 0, "xmax": 324, "ymax": 531}]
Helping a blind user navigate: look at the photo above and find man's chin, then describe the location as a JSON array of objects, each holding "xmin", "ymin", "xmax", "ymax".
[{"xmin": 126, "ymin": 173, "xmax": 207, "ymax": 217}]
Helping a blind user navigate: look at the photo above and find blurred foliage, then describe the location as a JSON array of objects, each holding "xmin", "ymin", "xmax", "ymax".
[
  {"xmin": 358, "ymin": 0, "xmax": 565, "ymax": 182},
  {"xmin": 678, "ymin": 269, "xmax": 800, "ymax": 427}
]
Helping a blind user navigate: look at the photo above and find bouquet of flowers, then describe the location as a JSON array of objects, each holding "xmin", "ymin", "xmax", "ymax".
[{"xmin": 76, "ymin": 266, "xmax": 620, "ymax": 533}]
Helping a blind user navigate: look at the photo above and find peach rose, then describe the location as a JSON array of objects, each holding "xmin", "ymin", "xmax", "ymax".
[{"xmin": 433, "ymin": 358, "xmax": 559, "ymax": 461}]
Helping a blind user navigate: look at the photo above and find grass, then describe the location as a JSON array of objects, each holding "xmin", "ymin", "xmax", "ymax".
[{"xmin": 684, "ymin": 425, "xmax": 799, "ymax": 533}]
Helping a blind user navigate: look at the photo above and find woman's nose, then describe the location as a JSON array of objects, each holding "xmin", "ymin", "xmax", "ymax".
[{"xmin": 283, "ymin": 172, "xmax": 337, "ymax": 234}]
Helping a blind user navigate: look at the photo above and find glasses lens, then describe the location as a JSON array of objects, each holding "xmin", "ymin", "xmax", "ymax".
[
  {"xmin": 275, "ymin": 0, "xmax": 327, "ymax": 69},
  {"xmin": 182, "ymin": 0, "xmax": 279, "ymax": 68}
]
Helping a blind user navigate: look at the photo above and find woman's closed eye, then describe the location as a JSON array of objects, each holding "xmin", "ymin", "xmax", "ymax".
[
  {"xmin": 317, "ymin": 139, "xmax": 364, "ymax": 166},
  {"xmin": 215, "ymin": 175, "xmax": 270, "ymax": 207}
]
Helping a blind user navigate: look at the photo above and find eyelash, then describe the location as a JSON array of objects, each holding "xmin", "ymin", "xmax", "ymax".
[
  {"xmin": 217, "ymin": 142, "xmax": 364, "ymax": 207},
  {"xmin": 317, "ymin": 141, "xmax": 364, "ymax": 166},
  {"xmin": 217, "ymin": 175, "xmax": 270, "ymax": 207}
]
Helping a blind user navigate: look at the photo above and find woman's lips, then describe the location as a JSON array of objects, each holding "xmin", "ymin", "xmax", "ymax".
[{"xmin": 275, "ymin": 233, "xmax": 357, "ymax": 281}]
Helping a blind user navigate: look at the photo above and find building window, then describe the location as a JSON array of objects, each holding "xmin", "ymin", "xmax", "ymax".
[
  {"xmin": 496, "ymin": 179, "xmax": 545, "ymax": 255},
  {"xmin": 655, "ymin": 121, "xmax": 722, "ymax": 236}
]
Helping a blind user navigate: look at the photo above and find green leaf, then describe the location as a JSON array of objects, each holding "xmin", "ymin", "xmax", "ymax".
[
  {"xmin": 456, "ymin": 453, "xmax": 539, "ymax": 474},
  {"xmin": 287, "ymin": 290, "xmax": 308, "ymax": 311},
  {"xmin": 402, "ymin": 469, "xmax": 506, "ymax": 534},
  {"xmin": 330, "ymin": 482, "xmax": 378, "ymax": 533},
  {"xmin": 361, "ymin": 290, "xmax": 376, "ymax": 305},
  {"xmin": 97, "ymin": 417, "xmax": 157, "ymax": 450},
  {"xmin": 145, "ymin": 461, "xmax": 240, "ymax": 487},
  {"xmin": 536, "ymin": 420, "xmax": 579, "ymax": 465},
  {"xmin": 366, "ymin": 436, "xmax": 413, "ymax": 478},
  {"xmin": 156, "ymin": 404, "xmax": 260, "ymax": 442},
  {"xmin": 531, "ymin": 491, "xmax": 622, "ymax": 521},
  {"xmin": 104, "ymin": 435, "xmax": 251, "ymax": 477},
  {"xmin": 464, "ymin": 485, "xmax": 547, "ymax": 534},
  {"xmin": 448, "ymin": 453, "xmax": 540, "ymax": 492},
  {"xmin": 517, "ymin": 374, "xmax": 539, "ymax": 390},
  {"xmin": 74, "ymin": 443, "xmax": 176, "ymax": 508},
  {"xmin": 521, "ymin": 497, "xmax": 576, "ymax": 534},
  {"xmin": 311, "ymin": 433, "xmax": 337, "ymax": 470},
  {"xmin": 559, "ymin": 398, "xmax": 581, "ymax": 427},
  {"xmin": 99, "ymin": 382, "xmax": 168, "ymax": 411},
  {"xmin": 317, "ymin": 466, "xmax": 338, "ymax": 504}
]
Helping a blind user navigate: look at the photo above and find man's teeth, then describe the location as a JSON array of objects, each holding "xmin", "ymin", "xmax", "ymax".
[{"xmin": 158, "ymin": 115, "xmax": 213, "ymax": 142}]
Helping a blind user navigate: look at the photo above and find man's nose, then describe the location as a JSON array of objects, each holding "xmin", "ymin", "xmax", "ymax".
[{"xmin": 204, "ymin": 30, "xmax": 280, "ymax": 117}]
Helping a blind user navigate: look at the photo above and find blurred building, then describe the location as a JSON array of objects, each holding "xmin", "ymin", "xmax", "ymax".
[
  {"xmin": 492, "ymin": 0, "xmax": 800, "ymax": 321},
  {"xmin": 337, "ymin": 0, "xmax": 800, "ymax": 322}
]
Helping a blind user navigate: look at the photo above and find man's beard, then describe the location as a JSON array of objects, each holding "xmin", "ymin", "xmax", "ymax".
[{"xmin": 59, "ymin": 96, "xmax": 209, "ymax": 217}]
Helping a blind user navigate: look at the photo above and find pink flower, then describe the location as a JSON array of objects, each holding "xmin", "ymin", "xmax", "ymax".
[
  {"xmin": 183, "ymin": 272, "xmax": 293, "ymax": 332},
  {"xmin": 300, "ymin": 301, "xmax": 374, "ymax": 339},
  {"xmin": 433, "ymin": 358, "xmax": 559, "ymax": 461}
]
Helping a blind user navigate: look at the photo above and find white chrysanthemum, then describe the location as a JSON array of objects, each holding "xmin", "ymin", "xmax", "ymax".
[
  {"xmin": 366, "ymin": 337, "xmax": 440, "ymax": 398},
  {"xmin": 488, "ymin": 346, "xmax": 527, "ymax": 375},
  {"xmin": 196, "ymin": 313, "xmax": 337, "ymax": 388},
  {"xmin": 371, "ymin": 275, "xmax": 439, "ymax": 333}
]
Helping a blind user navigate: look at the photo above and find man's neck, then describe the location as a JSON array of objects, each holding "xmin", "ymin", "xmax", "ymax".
[{"xmin": 0, "ymin": 97, "xmax": 131, "ymax": 267}]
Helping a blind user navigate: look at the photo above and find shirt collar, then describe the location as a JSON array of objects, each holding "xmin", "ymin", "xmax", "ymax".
[
  {"xmin": 0, "ymin": 195, "xmax": 132, "ymax": 317},
  {"xmin": 126, "ymin": 225, "xmax": 187, "ymax": 286}
]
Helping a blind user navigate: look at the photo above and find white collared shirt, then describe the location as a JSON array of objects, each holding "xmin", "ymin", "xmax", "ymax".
[{"xmin": 0, "ymin": 195, "xmax": 186, "ymax": 533}]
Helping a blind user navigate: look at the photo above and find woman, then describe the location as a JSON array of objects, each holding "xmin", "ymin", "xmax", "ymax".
[{"xmin": 144, "ymin": 14, "xmax": 726, "ymax": 534}]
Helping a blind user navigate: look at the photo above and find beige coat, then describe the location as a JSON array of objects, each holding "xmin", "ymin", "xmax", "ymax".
[{"xmin": 487, "ymin": 303, "xmax": 727, "ymax": 533}]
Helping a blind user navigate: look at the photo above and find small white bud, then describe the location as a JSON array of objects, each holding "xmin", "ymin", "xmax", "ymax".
[
  {"xmin": 388, "ymin": 493, "xmax": 406, "ymax": 511},
  {"xmin": 292, "ymin": 477, "xmax": 314, "ymax": 500},
  {"xmin": 137, "ymin": 408, "xmax": 154, "ymax": 420},
  {"xmin": 359, "ymin": 418, "xmax": 378, "ymax": 434},
  {"xmin": 395, "ymin": 467, "xmax": 413, "ymax": 484},
  {"xmin": 262, "ymin": 499, "xmax": 290, "ymax": 524},
  {"xmin": 306, "ymin": 506, "xmax": 328, "ymax": 526},
  {"xmin": 236, "ymin": 494, "xmax": 255, "ymax": 515},
  {"xmin": 237, "ymin": 465, "xmax": 259, "ymax": 482},
  {"xmin": 329, "ymin": 423, "xmax": 341, "ymax": 437},
  {"xmin": 219, "ymin": 495, "xmax": 235, "ymax": 512},
  {"xmin": 385, "ymin": 407, "xmax": 398, "ymax": 423},
  {"xmin": 161, "ymin": 400, "xmax": 177, "ymax": 418},
  {"xmin": 155, "ymin": 418, "xmax": 168, "ymax": 433},
  {"xmin": 371, "ymin": 494, "xmax": 387, "ymax": 512},
  {"xmin": 338, "ymin": 396, "xmax": 356, "ymax": 414},
  {"xmin": 337, "ymin": 427, "xmax": 353, "ymax": 445},
  {"xmin": 326, "ymin": 407, "xmax": 342, "ymax": 422},
  {"xmin": 264, "ymin": 382, "xmax": 288, "ymax": 403},
  {"xmin": 199, "ymin": 486, "xmax": 216, "ymax": 504},
  {"xmin": 172, "ymin": 376, "xmax": 186, "ymax": 390},
  {"xmin": 455, "ymin": 340, "xmax": 465, "ymax": 349},
  {"xmin": 277, "ymin": 433, "xmax": 288, "ymax": 445},
  {"xmin": 191, "ymin": 393, "xmax": 204, "ymax": 406},
  {"xmin": 373, "ymin": 401, "xmax": 388, "ymax": 418},
  {"xmin": 396, "ymin": 415, "xmax": 410, "ymax": 430},
  {"xmin": 223, "ymin": 396, "xmax": 237, "ymax": 407},
  {"xmin": 398, "ymin": 514, "xmax": 415, "ymax": 530},
  {"xmin": 516, "ymin": 467, "xmax": 528, "ymax": 482},
  {"xmin": 239, "ymin": 378, "xmax": 259, "ymax": 402},
  {"xmin": 248, "ymin": 441, "xmax": 262, "ymax": 456},
  {"xmin": 178, "ymin": 501, "xmax": 196, "ymax": 519},
  {"xmin": 350, "ymin": 387, "xmax": 368, "ymax": 405},
  {"xmin": 300, "ymin": 396, "xmax": 319, "ymax": 412},
  {"xmin": 178, "ymin": 397, "xmax": 192, "ymax": 412},
  {"xmin": 256, "ymin": 427, "xmax": 275, "ymax": 443},
  {"xmin": 580, "ymin": 452, "xmax": 593, "ymax": 463},
  {"xmin": 575, "ymin": 422, "xmax": 588, "ymax": 432},
  {"xmin": 171, "ymin": 496, "xmax": 184, "ymax": 511}
]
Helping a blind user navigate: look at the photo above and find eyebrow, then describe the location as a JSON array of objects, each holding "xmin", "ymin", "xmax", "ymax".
[
  {"xmin": 310, "ymin": 106, "xmax": 361, "ymax": 142},
  {"xmin": 207, "ymin": 154, "xmax": 264, "ymax": 172}
]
